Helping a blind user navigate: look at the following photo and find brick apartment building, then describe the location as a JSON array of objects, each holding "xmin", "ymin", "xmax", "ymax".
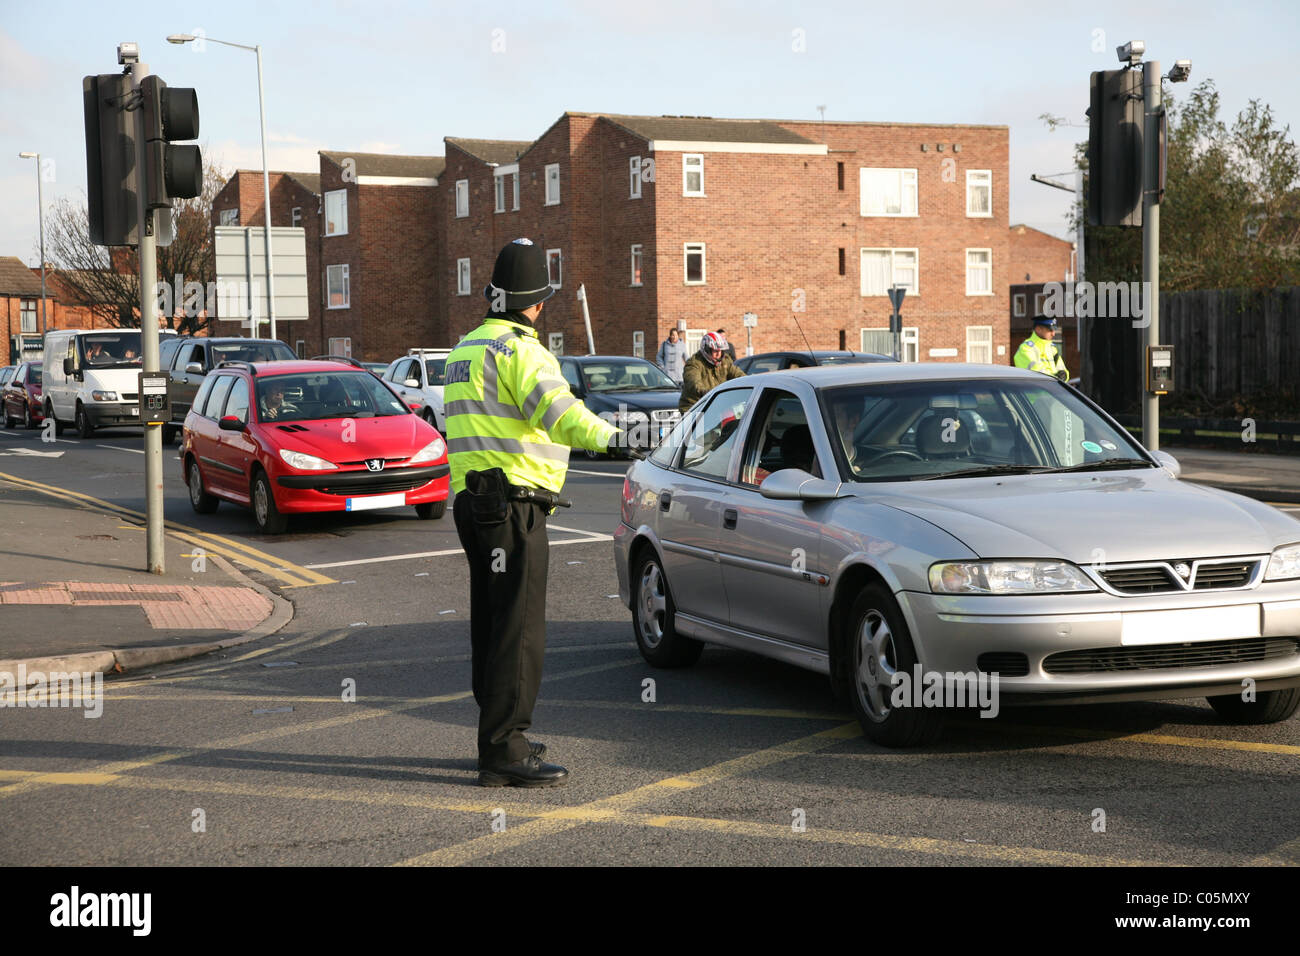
[
  {"xmin": 1008, "ymin": 223, "xmax": 1077, "ymax": 372},
  {"xmin": 1, "ymin": 257, "xmax": 45, "ymax": 365},
  {"xmin": 216, "ymin": 111, "xmax": 1013, "ymax": 366}
]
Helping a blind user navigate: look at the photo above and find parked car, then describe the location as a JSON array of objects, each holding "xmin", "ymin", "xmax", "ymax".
[
  {"xmin": 614, "ymin": 363, "xmax": 1300, "ymax": 746},
  {"xmin": 559, "ymin": 355, "xmax": 682, "ymax": 459},
  {"xmin": 381, "ymin": 349, "xmax": 451, "ymax": 433},
  {"xmin": 180, "ymin": 360, "xmax": 449, "ymax": 534},
  {"xmin": 160, "ymin": 336, "xmax": 297, "ymax": 443},
  {"xmin": 43, "ymin": 328, "xmax": 178, "ymax": 438},
  {"xmin": 2, "ymin": 361, "xmax": 43, "ymax": 429},
  {"xmin": 734, "ymin": 350, "xmax": 896, "ymax": 374},
  {"xmin": 0, "ymin": 366, "xmax": 15, "ymax": 388}
]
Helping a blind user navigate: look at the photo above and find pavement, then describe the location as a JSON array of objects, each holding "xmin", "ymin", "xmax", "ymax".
[
  {"xmin": 1164, "ymin": 445, "xmax": 1300, "ymax": 504},
  {"xmin": 0, "ymin": 479, "xmax": 291, "ymax": 680}
]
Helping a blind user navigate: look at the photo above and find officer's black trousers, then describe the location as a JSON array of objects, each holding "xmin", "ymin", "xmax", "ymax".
[{"xmin": 452, "ymin": 492, "xmax": 550, "ymax": 766}]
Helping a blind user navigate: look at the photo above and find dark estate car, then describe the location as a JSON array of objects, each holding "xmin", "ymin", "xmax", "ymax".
[
  {"xmin": 2, "ymin": 361, "xmax": 43, "ymax": 429},
  {"xmin": 558, "ymin": 355, "xmax": 683, "ymax": 458},
  {"xmin": 159, "ymin": 336, "xmax": 296, "ymax": 442},
  {"xmin": 735, "ymin": 350, "xmax": 897, "ymax": 374}
]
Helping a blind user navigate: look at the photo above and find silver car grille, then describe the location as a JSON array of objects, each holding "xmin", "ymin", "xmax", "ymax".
[
  {"xmin": 1044, "ymin": 637, "xmax": 1300, "ymax": 674},
  {"xmin": 1094, "ymin": 557, "xmax": 1264, "ymax": 595}
]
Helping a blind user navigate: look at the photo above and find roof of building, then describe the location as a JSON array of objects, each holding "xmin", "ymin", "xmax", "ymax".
[
  {"xmin": 1010, "ymin": 223, "xmax": 1074, "ymax": 244},
  {"xmin": 0, "ymin": 257, "xmax": 44, "ymax": 297},
  {"xmin": 285, "ymin": 171, "xmax": 321, "ymax": 194},
  {"xmin": 319, "ymin": 151, "xmax": 445, "ymax": 180},
  {"xmin": 445, "ymin": 138, "xmax": 532, "ymax": 165},
  {"xmin": 575, "ymin": 113, "xmax": 817, "ymax": 145}
]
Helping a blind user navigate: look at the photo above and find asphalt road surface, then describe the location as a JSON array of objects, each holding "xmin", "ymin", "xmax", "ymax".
[{"xmin": 2, "ymin": 424, "xmax": 1299, "ymax": 867}]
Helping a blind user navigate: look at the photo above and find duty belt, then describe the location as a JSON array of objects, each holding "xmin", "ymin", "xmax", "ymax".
[{"xmin": 508, "ymin": 484, "xmax": 572, "ymax": 509}]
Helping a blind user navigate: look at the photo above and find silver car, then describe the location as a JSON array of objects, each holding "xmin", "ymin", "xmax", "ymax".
[{"xmin": 613, "ymin": 364, "xmax": 1300, "ymax": 746}]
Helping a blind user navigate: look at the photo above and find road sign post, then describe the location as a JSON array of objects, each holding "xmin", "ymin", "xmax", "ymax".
[
  {"xmin": 742, "ymin": 311, "xmax": 757, "ymax": 357},
  {"xmin": 887, "ymin": 287, "xmax": 906, "ymax": 362}
]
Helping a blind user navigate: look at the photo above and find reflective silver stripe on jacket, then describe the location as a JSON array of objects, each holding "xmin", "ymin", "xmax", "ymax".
[
  {"xmin": 540, "ymin": 393, "xmax": 580, "ymax": 429},
  {"xmin": 445, "ymin": 350, "xmax": 526, "ymax": 420},
  {"xmin": 447, "ymin": 435, "xmax": 571, "ymax": 462},
  {"xmin": 521, "ymin": 377, "xmax": 571, "ymax": 420}
]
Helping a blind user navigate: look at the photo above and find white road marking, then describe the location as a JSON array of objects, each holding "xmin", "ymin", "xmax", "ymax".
[
  {"xmin": 567, "ymin": 468, "xmax": 625, "ymax": 478},
  {"xmin": 304, "ymin": 531, "xmax": 611, "ymax": 570},
  {"xmin": 96, "ymin": 444, "xmax": 145, "ymax": 455},
  {"xmin": 0, "ymin": 447, "xmax": 64, "ymax": 457}
]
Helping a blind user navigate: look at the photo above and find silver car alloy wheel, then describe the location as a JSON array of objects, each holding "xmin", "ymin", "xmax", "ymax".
[
  {"xmin": 638, "ymin": 561, "xmax": 667, "ymax": 649},
  {"xmin": 254, "ymin": 480, "xmax": 270, "ymax": 526},
  {"xmin": 856, "ymin": 608, "xmax": 898, "ymax": 722}
]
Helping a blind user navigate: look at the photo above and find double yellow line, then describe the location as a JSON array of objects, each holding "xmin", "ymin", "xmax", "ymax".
[{"xmin": 0, "ymin": 470, "xmax": 333, "ymax": 588}]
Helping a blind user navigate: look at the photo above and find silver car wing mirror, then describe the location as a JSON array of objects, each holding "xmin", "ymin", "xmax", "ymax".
[
  {"xmin": 759, "ymin": 469, "xmax": 843, "ymax": 501},
  {"xmin": 1150, "ymin": 449, "xmax": 1181, "ymax": 477}
]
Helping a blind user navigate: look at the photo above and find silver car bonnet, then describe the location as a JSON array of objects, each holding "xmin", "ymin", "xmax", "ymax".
[{"xmin": 852, "ymin": 467, "xmax": 1300, "ymax": 564}]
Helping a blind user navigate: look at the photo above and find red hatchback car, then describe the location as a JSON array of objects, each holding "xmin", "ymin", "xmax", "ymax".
[
  {"xmin": 2, "ymin": 361, "xmax": 43, "ymax": 429},
  {"xmin": 181, "ymin": 361, "xmax": 450, "ymax": 533}
]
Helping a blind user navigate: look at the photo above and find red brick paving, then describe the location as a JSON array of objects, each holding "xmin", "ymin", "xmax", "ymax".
[{"xmin": 0, "ymin": 583, "xmax": 272, "ymax": 631}]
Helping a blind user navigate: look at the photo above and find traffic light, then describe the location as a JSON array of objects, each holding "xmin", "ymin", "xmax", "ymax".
[
  {"xmin": 83, "ymin": 73, "xmax": 140, "ymax": 246},
  {"xmin": 1087, "ymin": 69, "xmax": 1144, "ymax": 227},
  {"xmin": 141, "ymin": 76, "xmax": 202, "ymax": 208}
]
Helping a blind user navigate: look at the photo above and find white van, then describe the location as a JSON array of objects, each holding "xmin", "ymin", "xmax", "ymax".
[{"xmin": 43, "ymin": 328, "xmax": 176, "ymax": 438}]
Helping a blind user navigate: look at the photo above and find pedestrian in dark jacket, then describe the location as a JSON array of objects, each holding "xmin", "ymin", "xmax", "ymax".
[{"xmin": 679, "ymin": 331, "xmax": 745, "ymax": 413}]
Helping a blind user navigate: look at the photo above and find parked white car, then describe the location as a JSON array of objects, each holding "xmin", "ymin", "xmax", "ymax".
[
  {"xmin": 43, "ymin": 328, "xmax": 177, "ymax": 438},
  {"xmin": 382, "ymin": 349, "xmax": 450, "ymax": 434}
]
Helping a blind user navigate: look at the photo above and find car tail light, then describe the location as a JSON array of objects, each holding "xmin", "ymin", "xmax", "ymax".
[{"xmin": 621, "ymin": 475, "xmax": 633, "ymax": 524}]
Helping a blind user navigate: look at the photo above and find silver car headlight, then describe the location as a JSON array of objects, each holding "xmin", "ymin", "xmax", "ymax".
[
  {"xmin": 1265, "ymin": 543, "xmax": 1300, "ymax": 581},
  {"xmin": 929, "ymin": 560, "xmax": 1098, "ymax": 594},
  {"xmin": 409, "ymin": 437, "xmax": 446, "ymax": 464},
  {"xmin": 278, "ymin": 448, "xmax": 337, "ymax": 471}
]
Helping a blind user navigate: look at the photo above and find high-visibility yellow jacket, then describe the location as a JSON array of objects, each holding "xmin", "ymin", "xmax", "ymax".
[
  {"xmin": 1013, "ymin": 332, "xmax": 1069, "ymax": 379},
  {"xmin": 445, "ymin": 315, "xmax": 619, "ymax": 494}
]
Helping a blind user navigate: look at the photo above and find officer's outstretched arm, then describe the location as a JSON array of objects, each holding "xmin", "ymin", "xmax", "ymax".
[{"xmin": 514, "ymin": 345, "xmax": 619, "ymax": 453}]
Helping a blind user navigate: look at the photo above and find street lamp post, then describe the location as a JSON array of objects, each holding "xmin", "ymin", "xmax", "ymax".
[
  {"xmin": 17, "ymin": 152, "xmax": 47, "ymax": 336},
  {"xmin": 166, "ymin": 33, "xmax": 277, "ymax": 341}
]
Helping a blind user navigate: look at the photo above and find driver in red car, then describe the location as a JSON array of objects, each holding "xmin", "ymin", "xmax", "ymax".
[{"xmin": 260, "ymin": 384, "xmax": 296, "ymax": 421}]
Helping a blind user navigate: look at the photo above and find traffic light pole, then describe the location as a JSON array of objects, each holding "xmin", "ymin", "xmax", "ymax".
[
  {"xmin": 131, "ymin": 58, "xmax": 165, "ymax": 574},
  {"xmin": 1141, "ymin": 60, "xmax": 1161, "ymax": 451}
]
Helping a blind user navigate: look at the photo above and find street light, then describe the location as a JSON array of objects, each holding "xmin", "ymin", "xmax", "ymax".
[
  {"xmin": 166, "ymin": 32, "xmax": 278, "ymax": 341},
  {"xmin": 17, "ymin": 152, "xmax": 47, "ymax": 337}
]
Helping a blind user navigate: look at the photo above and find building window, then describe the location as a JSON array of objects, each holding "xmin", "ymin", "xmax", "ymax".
[
  {"xmin": 860, "ymin": 168, "xmax": 918, "ymax": 217},
  {"xmin": 966, "ymin": 325, "xmax": 993, "ymax": 363},
  {"xmin": 861, "ymin": 327, "xmax": 919, "ymax": 363},
  {"xmin": 632, "ymin": 331, "xmax": 644, "ymax": 358},
  {"xmin": 326, "ymin": 264, "xmax": 350, "ymax": 308},
  {"xmin": 457, "ymin": 258, "xmax": 471, "ymax": 296},
  {"xmin": 838, "ymin": 248, "xmax": 846, "ymax": 276},
  {"xmin": 837, "ymin": 162, "xmax": 845, "ymax": 191},
  {"xmin": 295, "ymin": 339, "xmax": 306, "ymax": 359},
  {"xmin": 328, "ymin": 337, "xmax": 352, "ymax": 358},
  {"xmin": 20, "ymin": 299, "xmax": 37, "ymax": 333},
  {"xmin": 291, "ymin": 206, "xmax": 302, "ymax": 228},
  {"xmin": 967, "ymin": 170, "xmax": 992, "ymax": 217},
  {"xmin": 512, "ymin": 172, "xmax": 520, "ymax": 210},
  {"xmin": 545, "ymin": 164, "xmax": 560, "ymax": 205},
  {"xmin": 493, "ymin": 171, "xmax": 518, "ymax": 214},
  {"xmin": 324, "ymin": 189, "xmax": 347, "ymax": 235},
  {"xmin": 547, "ymin": 332, "xmax": 564, "ymax": 355},
  {"xmin": 966, "ymin": 249, "xmax": 993, "ymax": 295},
  {"xmin": 494, "ymin": 175, "xmax": 506, "ymax": 213},
  {"xmin": 455, "ymin": 180, "xmax": 469, "ymax": 218},
  {"xmin": 630, "ymin": 156, "xmax": 643, "ymax": 199},
  {"xmin": 630, "ymin": 244, "xmax": 643, "ymax": 286},
  {"xmin": 684, "ymin": 243, "xmax": 706, "ymax": 285},
  {"xmin": 860, "ymin": 248, "xmax": 918, "ymax": 296},
  {"xmin": 219, "ymin": 208, "xmax": 239, "ymax": 226},
  {"xmin": 683, "ymin": 154, "xmax": 704, "ymax": 196},
  {"xmin": 1013, "ymin": 293, "xmax": 1026, "ymax": 317},
  {"xmin": 1033, "ymin": 292, "xmax": 1046, "ymax": 314},
  {"xmin": 547, "ymin": 249, "xmax": 562, "ymax": 289}
]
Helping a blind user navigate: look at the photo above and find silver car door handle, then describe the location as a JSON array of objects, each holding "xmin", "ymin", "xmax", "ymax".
[{"xmin": 723, "ymin": 508, "xmax": 738, "ymax": 530}]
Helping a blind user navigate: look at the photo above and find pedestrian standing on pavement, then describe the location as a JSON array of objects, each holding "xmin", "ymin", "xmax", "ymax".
[
  {"xmin": 655, "ymin": 328, "xmax": 687, "ymax": 384},
  {"xmin": 715, "ymin": 328, "xmax": 737, "ymax": 362},
  {"xmin": 678, "ymin": 331, "xmax": 744, "ymax": 413},
  {"xmin": 445, "ymin": 238, "xmax": 624, "ymax": 789},
  {"xmin": 1014, "ymin": 315, "xmax": 1069, "ymax": 381}
]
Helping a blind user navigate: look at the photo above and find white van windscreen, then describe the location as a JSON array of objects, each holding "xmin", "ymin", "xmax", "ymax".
[{"xmin": 80, "ymin": 332, "xmax": 143, "ymax": 368}]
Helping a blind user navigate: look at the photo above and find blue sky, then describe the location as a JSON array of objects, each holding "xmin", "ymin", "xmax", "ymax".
[{"xmin": 3, "ymin": 0, "xmax": 1298, "ymax": 264}]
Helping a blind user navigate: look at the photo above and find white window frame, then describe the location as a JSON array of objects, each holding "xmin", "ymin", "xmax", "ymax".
[
  {"xmin": 455, "ymin": 180, "xmax": 469, "ymax": 218},
  {"xmin": 494, "ymin": 174, "xmax": 506, "ymax": 214},
  {"xmin": 966, "ymin": 325, "xmax": 993, "ymax": 363},
  {"xmin": 966, "ymin": 248, "xmax": 993, "ymax": 296},
  {"xmin": 684, "ymin": 242, "xmax": 706, "ymax": 285},
  {"xmin": 632, "ymin": 331, "xmax": 645, "ymax": 358},
  {"xmin": 630, "ymin": 244, "xmax": 643, "ymax": 287},
  {"xmin": 545, "ymin": 164, "xmax": 560, "ymax": 206},
  {"xmin": 219, "ymin": 208, "xmax": 239, "ymax": 226},
  {"xmin": 859, "ymin": 247, "xmax": 919, "ymax": 297},
  {"xmin": 547, "ymin": 249, "xmax": 562, "ymax": 289},
  {"xmin": 1013, "ymin": 293, "xmax": 1026, "ymax": 317},
  {"xmin": 328, "ymin": 336, "xmax": 352, "ymax": 358},
  {"xmin": 630, "ymin": 156, "xmax": 643, "ymax": 199},
  {"xmin": 547, "ymin": 332, "xmax": 564, "ymax": 354},
  {"xmin": 324, "ymin": 189, "xmax": 347, "ymax": 236},
  {"xmin": 326, "ymin": 264, "xmax": 350, "ymax": 309},
  {"xmin": 683, "ymin": 154, "xmax": 705, "ymax": 197},
  {"xmin": 456, "ymin": 258, "xmax": 471, "ymax": 296},
  {"xmin": 861, "ymin": 326, "xmax": 920, "ymax": 363},
  {"xmin": 966, "ymin": 169, "xmax": 992, "ymax": 218},
  {"xmin": 20, "ymin": 299, "xmax": 37, "ymax": 333},
  {"xmin": 295, "ymin": 339, "xmax": 306, "ymax": 359},
  {"xmin": 290, "ymin": 206, "xmax": 302, "ymax": 228},
  {"xmin": 859, "ymin": 167, "xmax": 918, "ymax": 217},
  {"xmin": 512, "ymin": 172, "xmax": 520, "ymax": 210}
]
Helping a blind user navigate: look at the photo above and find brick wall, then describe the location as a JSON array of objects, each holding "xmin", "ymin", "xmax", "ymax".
[{"xmin": 1009, "ymin": 223, "xmax": 1073, "ymax": 285}]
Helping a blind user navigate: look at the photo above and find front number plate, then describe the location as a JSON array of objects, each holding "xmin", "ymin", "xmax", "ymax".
[
  {"xmin": 345, "ymin": 492, "xmax": 406, "ymax": 512},
  {"xmin": 1120, "ymin": 604, "xmax": 1260, "ymax": 646}
]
